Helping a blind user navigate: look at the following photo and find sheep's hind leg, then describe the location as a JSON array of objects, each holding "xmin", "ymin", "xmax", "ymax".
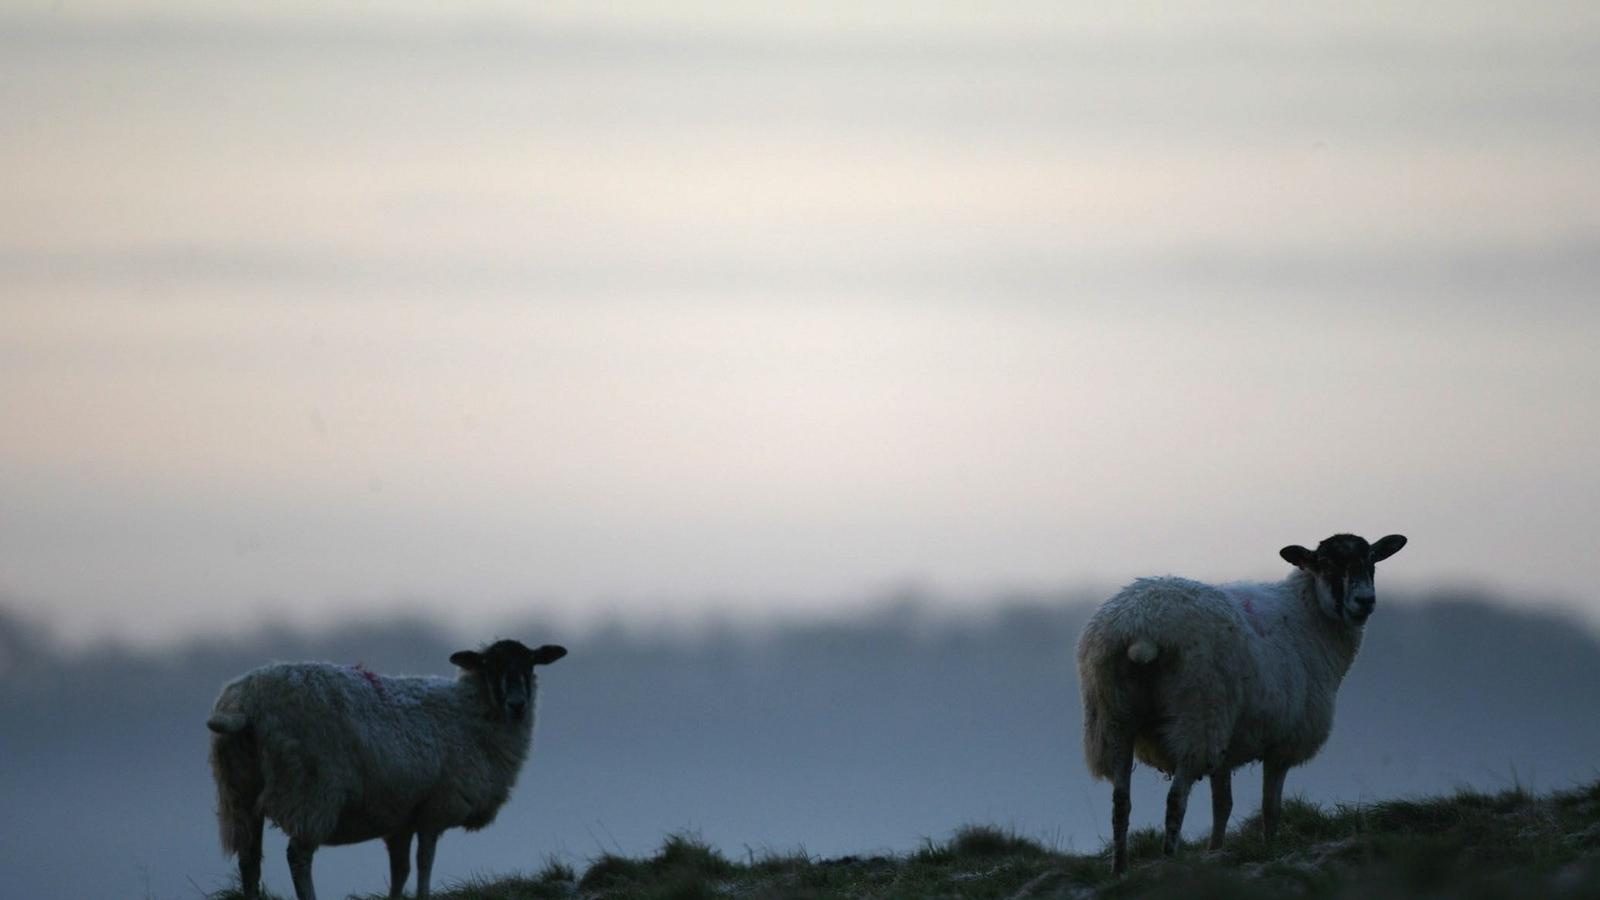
[
  {"xmin": 1163, "ymin": 767, "xmax": 1196, "ymax": 858},
  {"xmin": 238, "ymin": 814, "xmax": 264, "ymax": 900},
  {"xmin": 415, "ymin": 830, "xmax": 440, "ymax": 900},
  {"xmin": 1111, "ymin": 743, "xmax": 1135, "ymax": 874},
  {"xmin": 385, "ymin": 831, "xmax": 413, "ymax": 899},
  {"xmin": 286, "ymin": 838, "xmax": 318, "ymax": 900},
  {"xmin": 1209, "ymin": 769, "xmax": 1232, "ymax": 850}
]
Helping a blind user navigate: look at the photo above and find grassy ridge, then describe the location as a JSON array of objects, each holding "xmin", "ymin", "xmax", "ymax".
[{"xmin": 214, "ymin": 780, "xmax": 1600, "ymax": 899}]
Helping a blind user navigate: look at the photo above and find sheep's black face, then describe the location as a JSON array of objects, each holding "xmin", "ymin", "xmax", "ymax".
[
  {"xmin": 1280, "ymin": 533, "xmax": 1407, "ymax": 625},
  {"xmin": 450, "ymin": 640, "xmax": 568, "ymax": 723}
]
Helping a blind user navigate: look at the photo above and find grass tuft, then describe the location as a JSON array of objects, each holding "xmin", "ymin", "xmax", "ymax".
[
  {"xmin": 915, "ymin": 824, "xmax": 1052, "ymax": 864},
  {"xmin": 652, "ymin": 833, "xmax": 736, "ymax": 879},
  {"xmin": 537, "ymin": 858, "xmax": 577, "ymax": 884},
  {"xmin": 577, "ymin": 832, "xmax": 734, "ymax": 896},
  {"xmin": 577, "ymin": 852, "xmax": 649, "ymax": 891}
]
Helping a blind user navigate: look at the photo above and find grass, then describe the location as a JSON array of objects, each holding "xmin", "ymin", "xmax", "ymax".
[{"xmin": 208, "ymin": 779, "xmax": 1600, "ymax": 899}]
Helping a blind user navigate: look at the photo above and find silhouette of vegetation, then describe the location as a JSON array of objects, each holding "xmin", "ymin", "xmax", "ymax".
[{"xmin": 206, "ymin": 780, "xmax": 1600, "ymax": 898}]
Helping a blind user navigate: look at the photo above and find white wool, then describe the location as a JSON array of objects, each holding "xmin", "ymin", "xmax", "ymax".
[
  {"xmin": 206, "ymin": 641, "xmax": 564, "ymax": 900},
  {"xmin": 209, "ymin": 663, "xmax": 535, "ymax": 848},
  {"xmin": 1079, "ymin": 569, "xmax": 1359, "ymax": 781},
  {"xmin": 1072, "ymin": 532, "xmax": 1405, "ymax": 875}
]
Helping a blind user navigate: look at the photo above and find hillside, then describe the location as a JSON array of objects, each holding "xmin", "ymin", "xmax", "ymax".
[{"xmin": 213, "ymin": 779, "xmax": 1600, "ymax": 899}]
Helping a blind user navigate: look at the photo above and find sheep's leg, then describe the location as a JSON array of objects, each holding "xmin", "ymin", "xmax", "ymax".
[
  {"xmin": 415, "ymin": 830, "xmax": 440, "ymax": 900},
  {"xmin": 1209, "ymin": 769, "xmax": 1232, "ymax": 850},
  {"xmin": 385, "ymin": 831, "xmax": 413, "ymax": 899},
  {"xmin": 1110, "ymin": 744, "xmax": 1135, "ymax": 874},
  {"xmin": 286, "ymin": 838, "xmax": 318, "ymax": 900},
  {"xmin": 1163, "ymin": 768, "xmax": 1196, "ymax": 857},
  {"xmin": 239, "ymin": 814, "xmax": 264, "ymax": 900},
  {"xmin": 1262, "ymin": 762, "xmax": 1288, "ymax": 846}
]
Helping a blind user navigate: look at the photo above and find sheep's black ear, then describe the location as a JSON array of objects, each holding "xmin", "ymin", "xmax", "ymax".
[
  {"xmin": 532, "ymin": 644, "xmax": 568, "ymax": 666},
  {"xmin": 450, "ymin": 650, "xmax": 485, "ymax": 671},
  {"xmin": 1371, "ymin": 534, "xmax": 1407, "ymax": 562},
  {"xmin": 1280, "ymin": 545, "xmax": 1315, "ymax": 568}
]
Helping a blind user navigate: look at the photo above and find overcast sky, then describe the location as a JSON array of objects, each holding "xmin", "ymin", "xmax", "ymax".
[{"xmin": 3, "ymin": 2, "xmax": 1599, "ymax": 646}]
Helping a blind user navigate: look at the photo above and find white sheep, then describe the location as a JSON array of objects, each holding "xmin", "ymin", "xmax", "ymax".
[
  {"xmin": 1077, "ymin": 532, "xmax": 1406, "ymax": 873},
  {"xmin": 206, "ymin": 639, "xmax": 568, "ymax": 900}
]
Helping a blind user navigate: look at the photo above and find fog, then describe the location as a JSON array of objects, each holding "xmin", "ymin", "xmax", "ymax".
[{"xmin": 3, "ymin": 591, "xmax": 1597, "ymax": 899}]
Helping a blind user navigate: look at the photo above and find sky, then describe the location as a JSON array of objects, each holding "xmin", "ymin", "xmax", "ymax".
[{"xmin": 3, "ymin": 2, "xmax": 1600, "ymax": 646}]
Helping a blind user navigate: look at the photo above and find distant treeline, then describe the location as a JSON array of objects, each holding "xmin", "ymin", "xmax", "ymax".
[{"xmin": 2, "ymin": 591, "xmax": 1598, "ymax": 900}]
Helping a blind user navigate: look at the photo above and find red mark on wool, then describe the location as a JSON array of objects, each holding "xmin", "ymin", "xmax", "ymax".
[
  {"xmin": 353, "ymin": 663, "xmax": 387, "ymax": 699},
  {"xmin": 1240, "ymin": 596, "xmax": 1267, "ymax": 636}
]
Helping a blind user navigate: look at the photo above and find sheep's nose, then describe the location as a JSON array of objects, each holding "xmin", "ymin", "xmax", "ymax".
[{"xmin": 507, "ymin": 700, "xmax": 527, "ymax": 720}]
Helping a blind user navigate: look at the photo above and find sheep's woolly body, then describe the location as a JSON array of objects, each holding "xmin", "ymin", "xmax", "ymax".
[
  {"xmin": 1078, "ymin": 570, "xmax": 1361, "ymax": 781},
  {"xmin": 208, "ymin": 662, "xmax": 533, "ymax": 853}
]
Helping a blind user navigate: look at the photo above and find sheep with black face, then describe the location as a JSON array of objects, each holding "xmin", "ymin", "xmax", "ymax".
[
  {"xmin": 1077, "ymin": 533, "xmax": 1406, "ymax": 873},
  {"xmin": 207, "ymin": 639, "xmax": 567, "ymax": 900}
]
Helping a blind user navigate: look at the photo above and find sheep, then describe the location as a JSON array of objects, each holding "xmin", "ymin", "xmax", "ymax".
[
  {"xmin": 1077, "ymin": 532, "xmax": 1406, "ymax": 873},
  {"xmin": 206, "ymin": 639, "xmax": 568, "ymax": 900}
]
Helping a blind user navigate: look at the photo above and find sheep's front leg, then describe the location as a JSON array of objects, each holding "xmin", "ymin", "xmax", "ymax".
[
  {"xmin": 1262, "ymin": 761, "xmax": 1288, "ymax": 846},
  {"xmin": 1209, "ymin": 769, "xmax": 1232, "ymax": 850},
  {"xmin": 1163, "ymin": 768, "xmax": 1196, "ymax": 857},
  {"xmin": 385, "ymin": 831, "xmax": 413, "ymax": 899},
  {"xmin": 415, "ymin": 830, "xmax": 440, "ymax": 900},
  {"xmin": 286, "ymin": 838, "xmax": 318, "ymax": 900}
]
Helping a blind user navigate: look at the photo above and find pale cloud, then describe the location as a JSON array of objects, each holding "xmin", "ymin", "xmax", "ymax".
[{"xmin": 2, "ymin": 4, "xmax": 1598, "ymax": 645}]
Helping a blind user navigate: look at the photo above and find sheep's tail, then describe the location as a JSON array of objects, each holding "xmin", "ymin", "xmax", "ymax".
[
  {"xmin": 207, "ymin": 712, "xmax": 249, "ymax": 734},
  {"xmin": 1079, "ymin": 623, "xmax": 1160, "ymax": 781},
  {"xmin": 1126, "ymin": 638, "xmax": 1159, "ymax": 664},
  {"xmin": 208, "ymin": 689, "xmax": 261, "ymax": 858}
]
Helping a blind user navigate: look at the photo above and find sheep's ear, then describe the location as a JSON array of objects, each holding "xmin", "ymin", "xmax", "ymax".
[
  {"xmin": 449, "ymin": 650, "xmax": 485, "ymax": 671},
  {"xmin": 1280, "ymin": 545, "xmax": 1315, "ymax": 568},
  {"xmin": 1371, "ymin": 534, "xmax": 1407, "ymax": 562},
  {"xmin": 532, "ymin": 644, "xmax": 568, "ymax": 666}
]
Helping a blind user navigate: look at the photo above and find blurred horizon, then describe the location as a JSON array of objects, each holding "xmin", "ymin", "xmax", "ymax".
[
  {"xmin": 5, "ymin": 586, "xmax": 1600, "ymax": 900},
  {"xmin": 5, "ymin": 573, "xmax": 1599, "ymax": 656}
]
